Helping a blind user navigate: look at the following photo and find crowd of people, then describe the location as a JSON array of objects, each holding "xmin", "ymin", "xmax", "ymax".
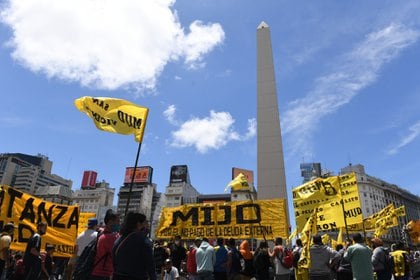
[{"xmin": 0, "ymin": 213, "xmax": 419, "ymax": 280}]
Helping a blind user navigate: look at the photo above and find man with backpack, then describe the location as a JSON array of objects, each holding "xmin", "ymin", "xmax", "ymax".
[
  {"xmin": 391, "ymin": 242, "xmax": 411, "ymax": 280},
  {"xmin": 23, "ymin": 221, "xmax": 48, "ymax": 280},
  {"xmin": 371, "ymin": 238, "xmax": 393, "ymax": 280},
  {"xmin": 269, "ymin": 237, "xmax": 291, "ymax": 280}
]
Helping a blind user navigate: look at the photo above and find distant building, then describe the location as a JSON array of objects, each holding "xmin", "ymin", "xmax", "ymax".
[
  {"xmin": 81, "ymin": 171, "xmax": 98, "ymax": 189},
  {"xmin": 340, "ymin": 163, "xmax": 420, "ymax": 242},
  {"xmin": 72, "ymin": 179, "xmax": 115, "ymax": 216},
  {"xmin": 300, "ymin": 162, "xmax": 322, "ymax": 183},
  {"xmin": 164, "ymin": 165, "xmax": 200, "ymax": 207},
  {"xmin": 35, "ymin": 185, "xmax": 72, "ymax": 205},
  {"xmin": 0, "ymin": 153, "xmax": 72, "ymax": 194},
  {"xmin": 197, "ymin": 194, "xmax": 231, "ymax": 203}
]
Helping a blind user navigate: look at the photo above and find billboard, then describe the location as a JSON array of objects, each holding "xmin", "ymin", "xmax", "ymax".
[
  {"xmin": 124, "ymin": 166, "xmax": 153, "ymax": 184},
  {"xmin": 170, "ymin": 165, "xmax": 189, "ymax": 184},
  {"xmin": 81, "ymin": 171, "xmax": 97, "ymax": 188},
  {"xmin": 232, "ymin": 167, "xmax": 254, "ymax": 186}
]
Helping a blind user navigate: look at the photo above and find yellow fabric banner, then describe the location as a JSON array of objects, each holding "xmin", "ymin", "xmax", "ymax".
[
  {"xmin": 298, "ymin": 212, "xmax": 317, "ymax": 269},
  {"xmin": 348, "ymin": 203, "xmax": 395, "ymax": 232},
  {"xmin": 0, "ymin": 185, "xmax": 79, "ymax": 257},
  {"xmin": 156, "ymin": 199, "xmax": 288, "ymax": 240},
  {"xmin": 293, "ymin": 173, "xmax": 362, "ymax": 232},
  {"xmin": 225, "ymin": 173, "xmax": 250, "ymax": 192},
  {"xmin": 406, "ymin": 220, "xmax": 420, "ymax": 244},
  {"xmin": 74, "ymin": 96, "xmax": 149, "ymax": 143},
  {"xmin": 78, "ymin": 212, "xmax": 96, "ymax": 235}
]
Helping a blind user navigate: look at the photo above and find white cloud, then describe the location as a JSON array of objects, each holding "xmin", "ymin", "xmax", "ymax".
[
  {"xmin": 388, "ymin": 120, "xmax": 420, "ymax": 155},
  {"xmin": 0, "ymin": 0, "xmax": 224, "ymax": 91},
  {"xmin": 282, "ymin": 23, "xmax": 420, "ymax": 157},
  {"xmin": 169, "ymin": 111, "xmax": 255, "ymax": 153},
  {"xmin": 163, "ymin": 104, "xmax": 178, "ymax": 125}
]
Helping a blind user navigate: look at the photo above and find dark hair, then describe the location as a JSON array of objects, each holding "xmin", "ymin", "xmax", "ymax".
[
  {"xmin": 227, "ymin": 238, "xmax": 236, "ymax": 247},
  {"xmin": 202, "ymin": 237, "xmax": 209, "ymax": 242},
  {"xmin": 104, "ymin": 209, "xmax": 118, "ymax": 225},
  {"xmin": 275, "ymin": 237, "xmax": 283, "ymax": 245},
  {"xmin": 313, "ymin": 235, "xmax": 322, "ymax": 245},
  {"xmin": 259, "ymin": 241, "xmax": 268, "ymax": 249},
  {"xmin": 336, "ymin": 244, "xmax": 344, "ymax": 251},
  {"xmin": 352, "ymin": 233, "xmax": 363, "ymax": 243},
  {"xmin": 217, "ymin": 238, "xmax": 224, "ymax": 246},
  {"xmin": 120, "ymin": 212, "xmax": 146, "ymax": 236},
  {"xmin": 296, "ymin": 239, "xmax": 303, "ymax": 247}
]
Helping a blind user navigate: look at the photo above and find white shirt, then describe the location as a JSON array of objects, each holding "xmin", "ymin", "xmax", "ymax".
[
  {"xmin": 163, "ymin": 267, "xmax": 179, "ymax": 280},
  {"xmin": 76, "ymin": 229, "xmax": 97, "ymax": 256}
]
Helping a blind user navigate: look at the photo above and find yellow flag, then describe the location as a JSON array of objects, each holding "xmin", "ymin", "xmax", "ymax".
[
  {"xmin": 406, "ymin": 220, "xmax": 420, "ymax": 244},
  {"xmin": 337, "ymin": 227, "xmax": 343, "ymax": 245},
  {"xmin": 394, "ymin": 206, "xmax": 406, "ymax": 217},
  {"xmin": 225, "ymin": 173, "xmax": 250, "ymax": 192},
  {"xmin": 75, "ymin": 96, "xmax": 149, "ymax": 143},
  {"xmin": 322, "ymin": 234, "xmax": 330, "ymax": 245}
]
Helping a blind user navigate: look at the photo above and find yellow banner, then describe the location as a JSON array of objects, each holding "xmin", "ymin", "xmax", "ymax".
[
  {"xmin": 407, "ymin": 220, "xmax": 420, "ymax": 244},
  {"xmin": 293, "ymin": 173, "xmax": 362, "ymax": 232},
  {"xmin": 0, "ymin": 185, "xmax": 79, "ymax": 257},
  {"xmin": 156, "ymin": 199, "xmax": 288, "ymax": 240},
  {"xmin": 348, "ymin": 203, "xmax": 395, "ymax": 232},
  {"xmin": 74, "ymin": 96, "xmax": 149, "ymax": 143},
  {"xmin": 78, "ymin": 212, "xmax": 96, "ymax": 235},
  {"xmin": 226, "ymin": 173, "xmax": 250, "ymax": 192}
]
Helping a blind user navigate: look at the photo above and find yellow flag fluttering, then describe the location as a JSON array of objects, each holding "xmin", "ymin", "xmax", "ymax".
[
  {"xmin": 406, "ymin": 220, "xmax": 420, "ymax": 244},
  {"xmin": 225, "ymin": 173, "xmax": 250, "ymax": 192},
  {"xmin": 75, "ymin": 96, "xmax": 149, "ymax": 143},
  {"xmin": 298, "ymin": 211, "xmax": 317, "ymax": 269}
]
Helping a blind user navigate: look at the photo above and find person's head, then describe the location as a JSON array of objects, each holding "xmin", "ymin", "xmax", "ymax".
[
  {"xmin": 87, "ymin": 218, "xmax": 98, "ymax": 230},
  {"xmin": 194, "ymin": 237, "xmax": 202, "ymax": 247},
  {"xmin": 312, "ymin": 235, "xmax": 322, "ymax": 245},
  {"xmin": 371, "ymin": 238, "xmax": 383, "ymax": 248},
  {"xmin": 164, "ymin": 259, "xmax": 172, "ymax": 270},
  {"xmin": 37, "ymin": 221, "xmax": 47, "ymax": 235},
  {"xmin": 202, "ymin": 237, "xmax": 209, "ymax": 243},
  {"xmin": 45, "ymin": 244, "xmax": 55, "ymax": 255},
  {"xmin": 336, "ymin": 244, "xmax": 344, "ymax": 251},
  {"xmin": 217, "ymin": 238, "xmax": 224, "ymax": 246},
  {"xmin": 227, "ymin": 238, "xmax": 236, "ymax": 248},
  {"xmin": 275, "ymin": 237, "xmax": 283, "ymax": 246},
  {"xmin": 2, "ymin": 223, "xmax": 15, "ymax": 236},
  {"xmin": 120, "ymin": 212, "xmax": 147, "ymax": 236},
  {"xmin": 352, "ymin": 233, "xmax": 363, "ymax": 244},
  {"xmin": 14, "ymin": 252, "xmax": 22, "ymax": 260},
  {"xmin": 296, "ymin": 239, "xmax": 303, "ymax": 247},
  {"xmin": 259, "ymin": 241, "xmax": 268, "ymax": 249},
  {"xmin": 104, "ymin": 209, "xmax": 120, "ymax": 232}
]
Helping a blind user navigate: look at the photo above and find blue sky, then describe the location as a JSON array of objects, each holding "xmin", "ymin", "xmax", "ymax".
[{"xmin": 1, "ymin": 0, "xmax": 420, "ymax": 226}]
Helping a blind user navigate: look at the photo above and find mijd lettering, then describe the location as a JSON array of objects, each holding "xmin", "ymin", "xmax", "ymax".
[
  {"xmin": 118, "ymin": 111, "xmax": 142, "ymax": 129},
  {"xmin": 344, "ymin": 207, "xmax": 362, "ymax": 218},
  {"xmin": 170, "ymin": 204, "xmax": 261, "ymax": 226}
]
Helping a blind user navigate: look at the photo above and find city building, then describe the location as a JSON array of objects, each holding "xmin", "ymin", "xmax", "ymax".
[
  {"xmin": 0, "ymin": 153, "xmax": 72, "ymax": 194},
  {"xmin": 300, "ymin": 163, "xmax": 322, "ymax": 183},
  {"xmin": 116, "ymin": 166, "xmax": 159, "ymax": 220},
  {"xmin": 35, "ymin": 185, "xmax": 73, "ymax": 205},
  {"xmin": 256, "ymin": 22, "xmax": 289, "ymax": 220},
  {"xmin": 72, "ymin": 177, "xmax": 115, "ymax": 217},
  {"xmin": 164, "ymin": 165, "xmax": 200, "ymax": 207},
  {"xmin": 340, "ymin": 163, "xmax": 420, "ymax": 242}
]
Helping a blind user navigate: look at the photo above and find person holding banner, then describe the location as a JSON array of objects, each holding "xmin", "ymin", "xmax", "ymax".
[
  {"xmin": 0, "ymin": 223, "xmax": 15, "ymax": 279},
  {"xmin": 23, "ymin": 221, "xmax": 48, "ymax": 280}
]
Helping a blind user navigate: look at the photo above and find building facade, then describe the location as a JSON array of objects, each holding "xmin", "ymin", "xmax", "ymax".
[
  {"xmin": 0, "ymin": 153, "xmax": 72, "ymax": 194},
  {"xmin": 300, "ymin": 162, "xmax": 322, "ymax": 183},
  {"xmin": 340, "ymin": 164, "xmax": 420, "ymax": 242},
  {"xmin": 72, "ymin": 180, "xmax": 115, "ymax": 217},
  {"xmin": 164, "ymin": 165, "xmax": 200, "ymax": 207},
  {"xmin": 35, "ymin": 185, "xmax": 73, "ymax": 205}
]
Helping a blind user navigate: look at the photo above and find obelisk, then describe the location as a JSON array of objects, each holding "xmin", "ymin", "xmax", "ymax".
[{"xmin": 257, "ymin": 22, "xmax": 289, "ymax": 219}]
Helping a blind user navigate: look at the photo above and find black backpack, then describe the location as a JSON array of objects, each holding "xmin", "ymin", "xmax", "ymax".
[{"xmin": 73, "ymin": 233, "xmax": 107, "ymax": 280}]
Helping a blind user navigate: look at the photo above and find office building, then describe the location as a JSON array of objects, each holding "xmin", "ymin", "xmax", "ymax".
[
  {"xmin": 164, "ymin": 165, "xmax": 200, "ymax": 207},
  {"xmin": 300, "ymin": 163, "xmax": 322, "ymax": 183},
  {"xmin": 35, "ymin": 185, "xmax": 73, "ymax": 205}
]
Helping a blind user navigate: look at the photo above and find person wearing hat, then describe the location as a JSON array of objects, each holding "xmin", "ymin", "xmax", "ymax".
[
  {"xmin": 162, "ymin": 258, "xmax": 180, "ymax": 280},
  {"xmin": 76, "ymin": 218, "xmax": 98, "ymax": 258},
  {"xmin": 0, "ymin": 223, "xmax": 15, "ymax": 278}
]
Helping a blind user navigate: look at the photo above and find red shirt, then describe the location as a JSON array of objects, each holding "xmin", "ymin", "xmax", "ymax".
[
  {"xmin": 91, "ymin": 231, "xmax": 118, "ymax": 277},
  {"xmin": 186, "ymin": 247, "xmax": 197, "ymax": 274}
]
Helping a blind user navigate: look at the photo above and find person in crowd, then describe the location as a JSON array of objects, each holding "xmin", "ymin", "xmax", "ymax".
[
  {"xmin": 13, "ymin": 252, "xmax": 25, "ymax": 280},
  {"xmin": 90, "ymin": 210, "xmax": 120, "ymax": 280},
  {"xmin": 154, "ymin": 240, "xmax": 170, "ymax": 280},
  {"xmin": 226, "ymin": 238, "xmax": 242, "ymax": 280},
  {"xmin": 411, "ymin": 251, "xmax": 420, "ymax": 280},
  {"xmin": 23, "ymin": 221, "xmax": 47, "ymax": 279},
  {"xmin": 0, "ymin": 223, "xmax": 15, "ymax": 278},
  {"xmin": 187, "ymin": 238, "xmax": 202, "ymax": 280},
  {"xmin": 40, "ymin": 244, "xmax": 55, "ymax": 280},
  {"xmin": 309, "ymin": 234, "xmax": 337, "ymax": 280},
  {"xmin": 371, "ymin": 238, "xmax": 392, "ymax": 280},
  {"xmin": 344, "ymin": 233, "xmax": 373, "ymax": 280},
  {"xmin": 332, "ymin": 243, "xmax": 352, "ymax": 280},
  {"xmin": 292, "ymin": 239, "xmax": 308, "ymax": 280},
  {"xmin": 77, "ymin": 218, "xmax": 99, "ymax": 257},
  {"xmin": 162, "ymin": 259, "xmax": 180, "ymax": 280},
  {"xmin": 239, "ymin": 240, "xmax": 254, "ymax": 280},
  {"xmin": 171, "ymin": 235, "xmax": 187, "ymax": 272},
  {"xmin": 112, "ymin": 212, "xmax": 156, "ymax": 280},
  {"xmin": 269, "ymin": 237, "xmax": 291, "ymax": 280},
  {"xmin": 196, "ymin": 237, "xmax": 216, "ymax": 280},
  {"xmin": 214, "ymin": 238, "xmax": 228, "ymax": 280},
  {"xmin": 390, "ymin": 241, "xmax": 410, "ymax": 280},
  {"xmin": 253, "ymin": 241, "xmax": 271, "ymax": 280}
]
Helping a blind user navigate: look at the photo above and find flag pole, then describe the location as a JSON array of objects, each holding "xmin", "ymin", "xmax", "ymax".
[{"xmin": 124, "ymin": 141, "xmax": 142, "ymax": 217}]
